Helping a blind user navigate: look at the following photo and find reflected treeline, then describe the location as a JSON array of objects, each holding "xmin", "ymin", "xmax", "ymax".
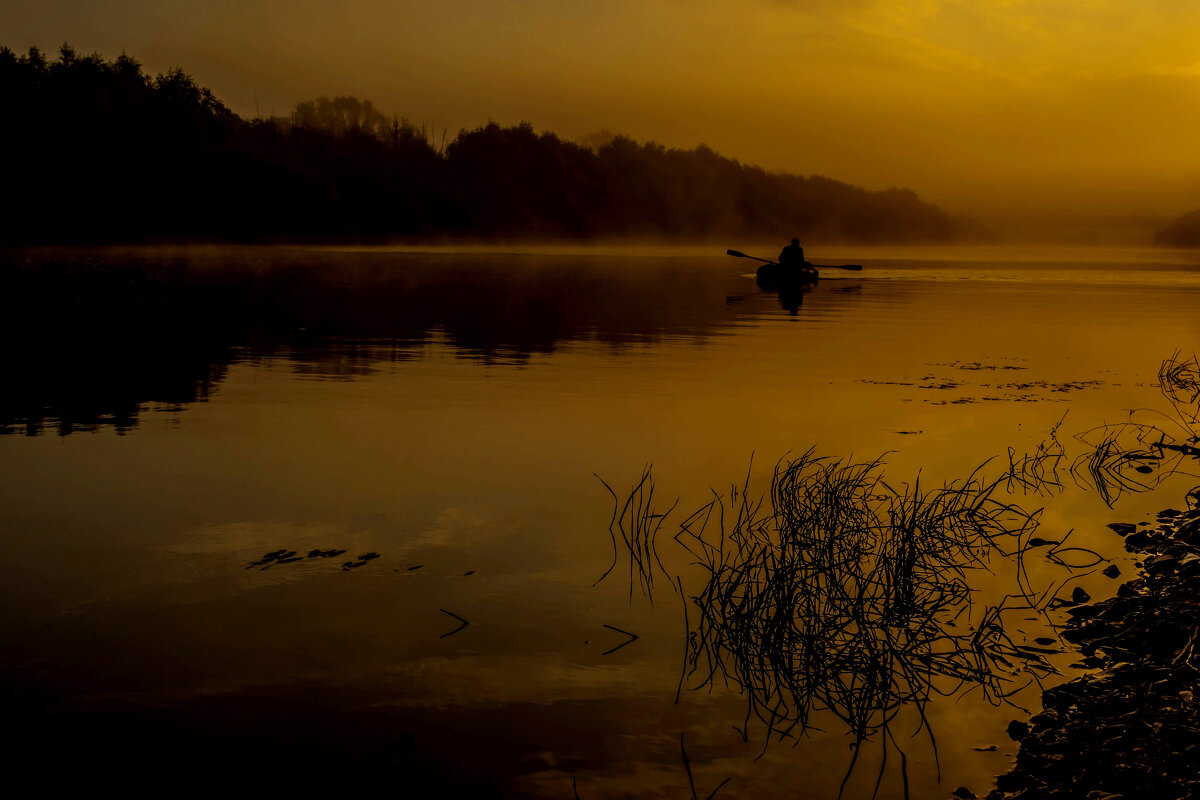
[
  {"xmin": 0, "ymin": 45, "xmax": 989, "ymax": 245},
  {"xmin": 0, "ymin": 250, "xmax": 843, "ymax": 435},
  {"xmin": 596, "ymin": 352, "xmax": 1200, "ymax": 795},
  {"xmin": 0, "ymin": 257, "xmax": 233, "ymax": 435}
]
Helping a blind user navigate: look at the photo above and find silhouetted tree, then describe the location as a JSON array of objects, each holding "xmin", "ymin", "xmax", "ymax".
[{"xmin": 0, "ymin": 43, "xmax": 990, "ymax": 245}]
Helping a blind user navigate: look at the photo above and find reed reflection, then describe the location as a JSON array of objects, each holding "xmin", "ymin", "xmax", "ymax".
[
  {"xmin": 594, "ymin": 351, "xmax": 1200, "ymax": 796},
  {"xmin": 601, "ymin": 455, "xmax": 1064, "ymax": 796},
  {"xmin": 1005, "ymin": 351, "xmax": 1200, "ymax": 507}
]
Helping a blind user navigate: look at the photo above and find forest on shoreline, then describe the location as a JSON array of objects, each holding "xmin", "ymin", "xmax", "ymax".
[
  {"xmin": 1155, "ymin": 210, "xmax": 1200, "ymax": 248},
  {"xmin": 0, "ymin": 45, "xmax": 993, "ymax": 246}
]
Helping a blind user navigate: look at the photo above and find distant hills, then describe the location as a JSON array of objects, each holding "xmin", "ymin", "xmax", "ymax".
[
  {"xmin": 0, "ymin": 45, "xmax": 991, "ymax": 245},
  {"xmin": 1155, "ymin": 211, "xmax": 1200, "ymax": 248}
]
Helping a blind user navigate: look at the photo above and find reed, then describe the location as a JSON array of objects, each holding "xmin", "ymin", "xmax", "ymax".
[
  {"xmin": 1004, "ymin": 413, "xmax": 1069, "ymax": 497},
  {"xmin": 593, "ymin": 351, "xmax": 1200, "ymax": 796},
  {"xmin": 1006, "ymin": 352, "xmax": 1200, "ymax": 505},
  {"xmin": 673, "ymin": 453, "xmax": 1050, "ymax": 786},
  {"xmin": 1159, "ymin": 349, "xmax": 1200, "ymax": 410},
  {"xmin": 594, "ymin": 452, "xmax": 1059, "ymax": 796},
  {"xmin": 595, "ymin": 465, "xmax": 679, "ymax": 603}
]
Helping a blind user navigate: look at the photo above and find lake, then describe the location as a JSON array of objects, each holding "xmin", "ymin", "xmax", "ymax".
[{"xmin": 1, "ymin": 244, "xmax": 1198, "ymax": 796}]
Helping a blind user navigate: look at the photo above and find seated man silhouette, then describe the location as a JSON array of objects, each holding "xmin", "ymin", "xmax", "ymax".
[{"xmin": 778, "ymin": 238, "xmax": 807, "ymax": 270}]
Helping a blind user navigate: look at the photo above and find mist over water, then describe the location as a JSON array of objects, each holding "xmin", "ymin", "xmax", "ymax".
[{"xmin": 1, "ymin": 245, "xmax": 1198, "ymax": 795}]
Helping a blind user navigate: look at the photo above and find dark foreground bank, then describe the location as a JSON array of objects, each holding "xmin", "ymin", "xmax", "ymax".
[{"xmin": 986, "ymin": 500, "xmax": 1200, "ymax": 800}]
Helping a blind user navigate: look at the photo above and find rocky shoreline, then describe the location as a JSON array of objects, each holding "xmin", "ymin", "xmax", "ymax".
[{"xmin": 983, "ymin": 502, "xmax": 1200, "ymax": 800}]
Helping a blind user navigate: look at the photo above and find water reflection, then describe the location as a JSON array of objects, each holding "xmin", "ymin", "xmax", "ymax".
[
  {"xmin": 771, "ymin": 280, "xmax": 817, "ymax": 316},
  {"xmin": 600, "ymin": 454, "xmax": 1067, "ymax": 796},
  {"xmin": 5, "ymin": 247, "xmax": 1199, "ymax": 795},
  {"xmin": 594, "ymin": 355, "xmax": 1200, "ymax": 796},
  {"xmin": 1004, "ymin": 351, "xmax": 1200, "ymax": 506},
  {"xmin": 0, "ymin": 248, "xmax": 865, "ymax": 434}
]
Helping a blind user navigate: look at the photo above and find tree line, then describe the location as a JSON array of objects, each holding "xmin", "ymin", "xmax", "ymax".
[
  {"xmin": 0, "ymin": 45, "xmax": 991, "ymax": 244},
  {"xmin": 1155, "ymin": 210, "xmax": 1200, "ymax": 248}
]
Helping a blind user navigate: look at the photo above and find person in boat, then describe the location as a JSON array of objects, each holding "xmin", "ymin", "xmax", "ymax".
[
  {"xmin": 779, "ymin": 238, "xmax": 805, "ymax": 268},
  {"xmin": 778, "ymin": 238, "xmax": 816, "ymax": 280}
]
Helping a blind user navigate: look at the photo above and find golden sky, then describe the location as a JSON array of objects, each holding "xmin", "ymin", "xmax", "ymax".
[{"xmin": 7, "ymin": 0, "xmax": 1200, "ymax": 217}]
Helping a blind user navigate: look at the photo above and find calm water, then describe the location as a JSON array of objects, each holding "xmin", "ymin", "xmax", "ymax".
[{"xmin": 1, "ymin": 245, "xmax": 1198, "ymax": 795}]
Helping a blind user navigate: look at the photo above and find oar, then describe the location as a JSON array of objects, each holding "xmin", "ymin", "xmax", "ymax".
[
  {"xmin": 727, "ymin": 249, "xmax": 863, "ymax": 271},
  {"xmin": 727, "ymin": 249, "xmax": 776, "ymax": 265}
]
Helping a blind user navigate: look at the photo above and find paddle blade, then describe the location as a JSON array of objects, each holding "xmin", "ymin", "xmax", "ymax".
[{"xmin": 727, "ymin": 249, "xmax": 747, "ymax": 258}]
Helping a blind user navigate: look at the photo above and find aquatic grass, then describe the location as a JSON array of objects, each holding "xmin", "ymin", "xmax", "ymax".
[
  {"xmin": 1002, "ymin": 353, "xmax": 1200, "ymax": 506},
  {"xmin": 1159, "ymin": 349, "xmax": 1200, "ymax": 411},
  {"xmin": 1004, "ymin": 414, "xmax": 1069, "ymax": 497},
  {"xmin": 593, "ymin": 351, "xmax": 1200, "ymax": 796},
  {"xmin": 680, "ymin": 732, "xmax": 732, "ymax": 800},
  {"xmin": 595, "ymin": 465, "xmax": 679, "ymax": 603},
  {"xmin": 662, "ymin": 453, "xmax": 1058, "ymax": 797},
  {"xmin": 438, "ymin": 608, "xmax": 469, "ymax": 638},
  {"xmin": 1069, "ymin": 422, "xmax": 1171, "ymax": 507},
  {"xmin": 600, "ymin": 624, "xmax": 640, "ymax": 656},
  {"xmin": 595, "ymin": 451, "xmax": 1125, "ymax": 793}
]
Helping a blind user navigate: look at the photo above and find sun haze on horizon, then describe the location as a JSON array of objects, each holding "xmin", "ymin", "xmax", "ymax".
[{"xmin": 5, "ymin": 0, "xmax": 1200, "ymax": 220}]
